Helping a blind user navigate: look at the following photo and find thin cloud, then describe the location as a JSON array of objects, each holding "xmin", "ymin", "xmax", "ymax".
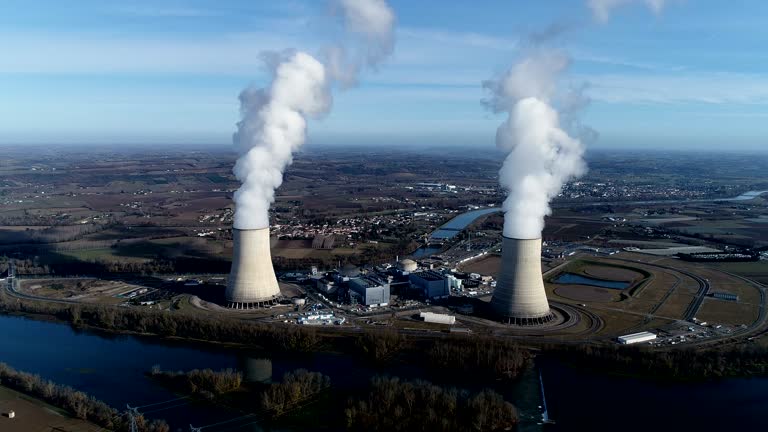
[
  {"xmin": 107, "ymin": 6, "xmax": 222, "ymax": 18},
  {"xmin": 0, "ymin": 31, "xmax": 306, "ymax": 75},
  {"xmin": 573, "ymin": 51, "xmax": 686, "ymax": 72},
  {"xmin": 398, "ymin": 28, "xmax": 518, "ymax": 51},
  {"xmin": 582, "ymin": 72, "xmax": 768, "ymax": 104}
]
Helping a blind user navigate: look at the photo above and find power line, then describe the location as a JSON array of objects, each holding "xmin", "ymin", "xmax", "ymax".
[
  {"xmin": 193, "ymin": 413, "xmax": 256, "ymax": 430},
  {"xmin": 141, "ymin": 401, "xmax": 193, "ymax": 415},
  {"xmin": 134, "ymin": 396, "xmax": 190, "ymax": 410}
]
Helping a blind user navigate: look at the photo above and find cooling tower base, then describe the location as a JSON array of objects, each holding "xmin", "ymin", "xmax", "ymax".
[
  {"xmin": 227, "ymin": 298, "xmax": 279, "ymax": 310},
  {"xmin": 497, "ymin": 311, "xmax": 557, "ymax": 326}
]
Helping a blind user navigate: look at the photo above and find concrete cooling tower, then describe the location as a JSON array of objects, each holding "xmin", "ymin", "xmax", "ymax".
[
  {"xmin": 226, "ymin": 228, "xmax": 281, "ymax": 309},
  {"xmin": 490, "ymin": 237, "xmax": 555, "ymax": 325}
]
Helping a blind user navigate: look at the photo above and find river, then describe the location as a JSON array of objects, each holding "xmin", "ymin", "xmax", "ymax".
[
  {"xmin": 1, "ymin": 313, "xmax": 767, "ymax": 431},
  {"xmin": 430, "ymin": 207, "xmax": 501, "ymax": 240}
]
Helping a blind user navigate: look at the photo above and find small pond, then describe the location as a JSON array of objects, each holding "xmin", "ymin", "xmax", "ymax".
[{"xmin": 553, "ymin": 273, "xmax": 630, "ymax": 290}]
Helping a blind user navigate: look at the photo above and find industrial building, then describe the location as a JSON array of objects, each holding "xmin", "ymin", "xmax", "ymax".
[
  {"xmin": 490, "ymin": 237, "xmax": 555, "ymax": 325},
  {"xmin": 226, "ymin": 228, "xmax": 281, "ymax": 309},
  {"xmin": 349, "ymin": 276, "xmax": 390, "ymax": 307},
  {"xmin": 617, "ymin": 331, "xmax": 657, "ymax": 345},
  {"xmin": 420, "ymin": 311, "xmax": 456, "ymax": 325},
  {"xmin": 712, "ymin": 292, "xmax": 738, "ymax": 302},
  {"xmin": 409, "ymin": 270, "xmax": 450, "ymax": 299}
]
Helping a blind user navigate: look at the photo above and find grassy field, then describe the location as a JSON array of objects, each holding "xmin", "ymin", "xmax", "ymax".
[
  {"xmin": 60, "ymin": 248, "xmax": 150, "ymax": 263},
  {"xmin": 695, "ymin": 297, "xmax": 760, "ymax": 326},
  {"xmin": 712, "ymin": 261, "xmax": 768, "ymax": 285}
]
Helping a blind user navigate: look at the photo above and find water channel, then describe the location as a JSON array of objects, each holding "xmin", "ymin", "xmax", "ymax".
[{"xmin": 552, "ymin": 273, "xmax": 631, "ymax": 290}]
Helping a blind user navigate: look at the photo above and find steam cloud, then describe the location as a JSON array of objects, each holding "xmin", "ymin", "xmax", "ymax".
[
  {"xmin": 485, "ymin": 50, "xmax": 587, "ymax": 239},
  {"xmin": 588, "ymin": 0, "xmax": 667, "ymax": 22},
  {"xmin": 232, "ymin": 0, "xmax": 395, "ymax": 229}
]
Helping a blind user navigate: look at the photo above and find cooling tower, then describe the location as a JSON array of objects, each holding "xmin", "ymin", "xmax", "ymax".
[
  {"xmin": 226, "ymin": 228, "xmax": 281, "ymax": 309},
  {"xmin": 490, "ymin": 237, "xmax": 554, "ymax": 325}
]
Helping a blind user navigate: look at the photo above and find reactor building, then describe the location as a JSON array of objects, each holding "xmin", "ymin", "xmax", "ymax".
[
  {"xmin": 490, "ymin": 237, "xmax": 555, "ymax": 325},
  {"xmin": 226, "ymin": 228, "xmax": 281, "ymax": 309}
]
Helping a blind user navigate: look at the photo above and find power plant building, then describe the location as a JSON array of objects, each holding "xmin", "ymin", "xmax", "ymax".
[
  {"xmin": 409, "ymin": 270, "xmax": 450, "ymax": 299},
  {"xmin": 349, "ymin": 276, "xmax": 390, "ymax": 307},
  {"xmin": 226, "ymin": 228, "xmax": 281, "ymax": 309},
  {"xmin": 490, "ymin": 237, "xmax": 554, "ymax": 325}
]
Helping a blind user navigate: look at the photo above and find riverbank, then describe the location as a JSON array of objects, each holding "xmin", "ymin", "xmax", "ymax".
[
  {"xmin": 0, "ymin": 362, "xmax": 169, "ymax": 432},
  {"xmin": 0, "ymin": 385, "xmax": 102, "ymax": 432}
]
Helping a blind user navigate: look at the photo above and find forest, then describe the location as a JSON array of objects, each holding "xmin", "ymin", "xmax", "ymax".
[
  {"xmin": 545, "ymin": 343, "xmax": 768, "ymax": 379},
  {"xmin": 345, "ymin": 376, "xmax": 518, "ymax": 432}
]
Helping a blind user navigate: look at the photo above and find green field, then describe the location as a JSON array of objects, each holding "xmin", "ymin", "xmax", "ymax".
[
  {"xmin": 60, "ymin": 248, "xmax": 150, "ymax": 263},
  {"xmin": 712, "ymin": 261, "xmax": 768, "ymax": 284}
]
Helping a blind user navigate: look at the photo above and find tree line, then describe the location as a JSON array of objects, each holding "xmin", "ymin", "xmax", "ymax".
[
  {"xmin": 148, "ymin": 366, "xmax": 242, "ymax": 398},
  {"xmin": 260, "ymin": 369, "xmax": 331, "ymax": 416},
  {"xmin": 2, "ymin": 253, "xmax": 231, "ymax": 276},
  {"xmin": 345, "ymin": 376, "xmax": 517, "ymax": 432},
  {"xmin": 545, "ymin": 343, "xmax": 768, "ymax": 379},
  {"xmin": 428, "ymin": 336, "xmax": 532, "ymax": 380},
  {"xmin": 0, "ymin": 289, "xmax": 322, "ymax": 352}
]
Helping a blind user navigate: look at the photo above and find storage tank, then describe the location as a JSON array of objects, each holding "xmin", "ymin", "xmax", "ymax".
[
  {"xmin": 398, "ymin": 258, "xmax": 417, "ymax": 272},
  {"xmin": 226, "ymin": 228, "xmax": 281, "ymax": 308},
  {"xmin": 293, "ymin": 297, "xmax": 306, "ymax": 306},
  {"xmin": 490, "ymin": 237, "xmax": 554, "ymax": 325}
]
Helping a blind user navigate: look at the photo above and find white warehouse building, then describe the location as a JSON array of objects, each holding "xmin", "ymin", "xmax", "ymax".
[
  {"xmin": 617, "ymin": 331, "xmax": 657, "ymax": 345},
  {"xmin": 419, "ymin": 312, "xmax": 456, "ymax": 325}
]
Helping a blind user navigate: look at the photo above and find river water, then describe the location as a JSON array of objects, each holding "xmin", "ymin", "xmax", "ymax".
[
  {"xmin": 1, "ymin": 313, "xmax": 767, "ymax": 431},
  {"xmin": 542, "ymin": 358, "xmax": 768, "ymax": 431},
  {"xmin": 430, "ymin": 208, "xmax": 501, "ymax": 240}
]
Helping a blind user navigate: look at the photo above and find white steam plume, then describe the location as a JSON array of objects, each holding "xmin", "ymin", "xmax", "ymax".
[
  {"xmin": 233, "ymin": 52, "xmax": 330, "ymax": 229},
  {"xmin": 484, "ymin": 50, "xmax": 587, "ymax": 239},
  {"xmin": 327, "ymin": 0, "xmax": 395, "ymax": 86},
  {"xmin": 588, "ymin": 0, "xmax": 667, "ymax": 22},
  {"xmin": 232, "ymin": 0, "xmax": 395, "ymax": 230}
]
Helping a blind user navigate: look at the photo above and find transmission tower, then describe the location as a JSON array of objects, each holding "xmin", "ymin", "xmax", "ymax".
[{"xmin": 126, "ymin": 404, "xmax": 140, "ymax": 432}]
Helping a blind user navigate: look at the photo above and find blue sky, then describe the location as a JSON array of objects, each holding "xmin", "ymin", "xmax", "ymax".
[{"xmin": 1, "ymin": 0, "xmax": 767, "ymax": 150}]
